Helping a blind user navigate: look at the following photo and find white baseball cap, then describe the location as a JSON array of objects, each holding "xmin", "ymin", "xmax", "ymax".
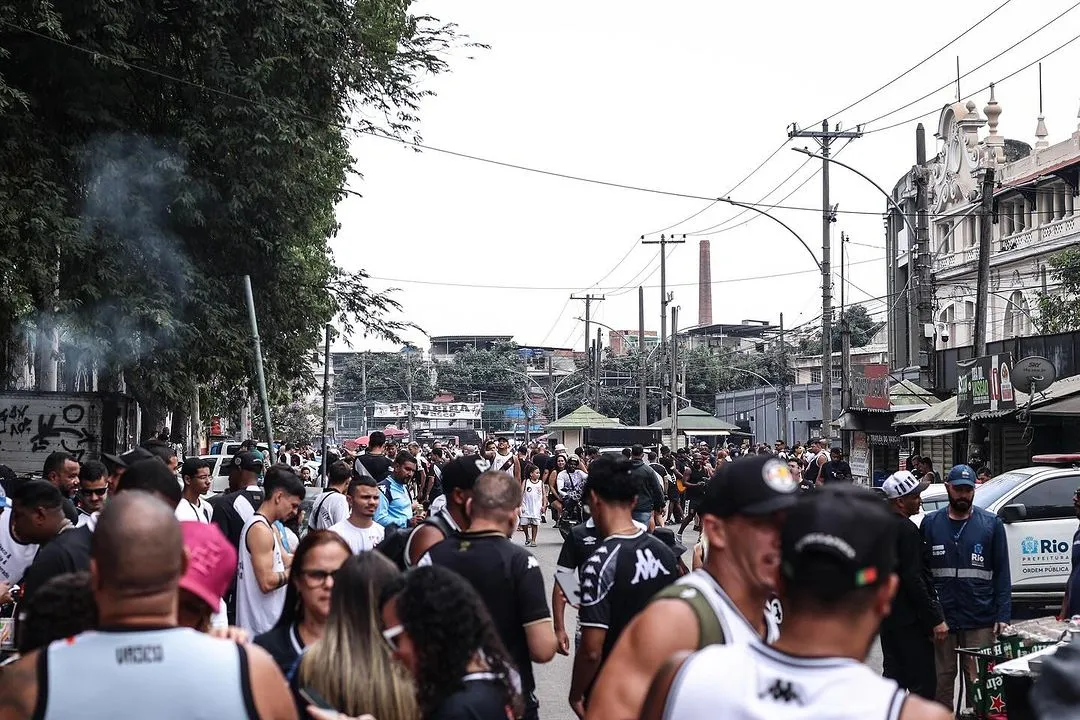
[
  {"xmin": 882, "ymin": 470, "xmax": 929, "ymax": 499},
  {"xmin": 554, "ymin": 444, "xmax": 567, "ymax": 452}
]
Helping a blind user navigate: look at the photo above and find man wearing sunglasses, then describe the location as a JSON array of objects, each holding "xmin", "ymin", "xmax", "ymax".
[
  {"xmin": 1059, "ymin": 487, "xmax": 1080, "ymax": 621},
  {"xmin": 75, "ymin": 460, "xmax": 109, "ymax": 528}
]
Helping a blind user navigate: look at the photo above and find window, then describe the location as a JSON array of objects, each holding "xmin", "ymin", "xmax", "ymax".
[
  {"xmin": 1003, "ymin": 291, "xmax": 1031, "ymax": 338},
  {"xmin": 938, "ymin": 305, "xmax": 955, "ymax": 346},
  {"xmin": 1010, "ymin": 475, "xmax": 1080, "ymax": 521},
  {"xmin": 965, "ymin": 216, "xmax": 977, "ymax": 248},
  {"xmin": 937, "ymin": 221, "xmax": 953, "ymax": 254},
  {"xmin": 810, "ymin": 369, "xmax": 822, "ymax": 383}
]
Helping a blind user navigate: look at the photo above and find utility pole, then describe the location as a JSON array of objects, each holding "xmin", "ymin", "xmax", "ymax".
[
  {"xmin": 405, "ymin": 348, "xmax": 415, "ymax": 440},
  {"xmin": 320, "ymin": 324, "xmax": 333, "ymax": 485},
  {"xmin": 642, "ymin": 234, "xmax": 685, "ymax": 418},
  {"xmin": 789, "ymin": 120, "xmax": 861, "ymax": 440},
  {"xmin": 638, "ymin": 286, "xmax": 647, "ymax": 425},
  {"xmin": 778, "ymin": 313, "xmax": 789, "ymax": 444},
  {"xmin": 571, "ymin": 293, "xmax": 605, "ymax": 406},
  {"xmin": 969, "ymin": 167, "xmax": 996, "ymax": 466},
  {"xmin": 671, "ymin": 305, "xmax": 680, "ymax": 448},
  {"xmin": 360, "ymin": 352, "xmax": 368, "ymax": 437},
  {"xmin": 840, "ymin": 233, "xmax": 852, "ymax": 456},
  {"xmin": 914, "ymin": 124, "xmax": 935, "ymax": 388},
  {"xmin": 595, "ymin": 327, "xmax": 602, "ymax": 408}
]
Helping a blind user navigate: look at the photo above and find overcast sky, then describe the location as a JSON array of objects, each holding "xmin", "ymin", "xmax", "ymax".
[{"xmin": 332, "ymin": 0, "xmax": 1080, "ymax": 354}]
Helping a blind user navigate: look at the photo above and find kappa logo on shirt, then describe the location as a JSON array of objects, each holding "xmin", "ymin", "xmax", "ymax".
[
  {"xmin": 630, "ymin": 548, "xmax": 670, "ymax": 585},
  {"xmin": 527, "ymin": 556, "xmax": 540, "ymax": 570}
]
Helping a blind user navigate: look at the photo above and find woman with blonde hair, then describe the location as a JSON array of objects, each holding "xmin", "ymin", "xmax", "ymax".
[{"xmin": 296, "ymin": 551, "xmax": 417, "ymax": 720}]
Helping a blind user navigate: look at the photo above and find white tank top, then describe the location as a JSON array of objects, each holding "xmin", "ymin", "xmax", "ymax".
[
  {"xmin": 38, "ymin": 627, "xmax": 255, "ymax": 719},
  {"xmin": 664, "ymin": 642, "xmax": 906, "ymax": 719},
  {"xmin": 236, "ymin": 515, "xmax": 286, "ymax": 635},
  {"xmin": 521, "ymin": 479, "xmax": 543, "ymax": 517},
  {"xmin": 674, "ymin": 569, "xmax": 779, "ymax": 646}
]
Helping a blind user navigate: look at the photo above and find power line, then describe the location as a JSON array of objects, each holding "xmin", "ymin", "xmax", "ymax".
[
  {"xmin": 808, "ymin": 0, "xmax": 1015, "ymax": 124},
  {"xmin": 641, "ymin": 139, "xmax": 792, "ymax": 236},
  {"xmin": 365, "ymin": 256, "xmax": 885, "ymax": 292},
  {"xmin": 860, "ymin": 6, "xmax": 1080, "ymax": 133},
  {"xmin": 682, "ymin": 157, "xmax": 814, "ymax": 235}
]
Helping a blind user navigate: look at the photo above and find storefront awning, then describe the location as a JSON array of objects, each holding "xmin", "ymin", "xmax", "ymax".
[
  {"xmin": 1030, "ymin": 394, "xmax": 1080, "ymax": 416},
  {"xmin": 900, "ymin": 428, "xmax": 965, "ymax": 439}
]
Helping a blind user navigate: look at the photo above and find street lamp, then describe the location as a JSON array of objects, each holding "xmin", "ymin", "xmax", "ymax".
[{"xmin": 712, "ymin": 197, "xmax": 821, "ymax": 270}]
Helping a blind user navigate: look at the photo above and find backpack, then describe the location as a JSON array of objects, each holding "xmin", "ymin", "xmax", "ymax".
[
  {"xmin": 376, "ymin": 511, "xmax": 457, "ymax": 570},
  {"xmin": 652, "ymin": 583, "xmax": 726, "ymax": 648}
]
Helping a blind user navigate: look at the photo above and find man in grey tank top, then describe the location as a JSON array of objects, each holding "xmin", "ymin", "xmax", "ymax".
[{"xmin": 0, "ymin": 491, "xmax": 297, "ymax": 720}]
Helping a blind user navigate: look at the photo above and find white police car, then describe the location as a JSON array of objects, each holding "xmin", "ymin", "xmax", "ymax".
[{"xmin": 971, "ymin": 461, "xmax": 1080, "ymax": 606}]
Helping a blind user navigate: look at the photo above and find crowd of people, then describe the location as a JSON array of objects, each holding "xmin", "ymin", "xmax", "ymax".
[{"xmin": 0, "ymin": 428, "xmax": 1078, "ymax": 719}]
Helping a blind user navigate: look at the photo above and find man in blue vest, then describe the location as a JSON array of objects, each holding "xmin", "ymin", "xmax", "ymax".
[
  {"xmin": 374, "ymin": 450, "xmax": 418, "ymax": 529},
  {"xmin": 921, "ymin": 463, "xmax": 1010, "ymax": 711}
]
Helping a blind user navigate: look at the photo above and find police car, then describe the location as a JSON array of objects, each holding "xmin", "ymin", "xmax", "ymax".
[{"xmin": 972, "ymin": 459, "xmax": 1080, "ymax": 606}]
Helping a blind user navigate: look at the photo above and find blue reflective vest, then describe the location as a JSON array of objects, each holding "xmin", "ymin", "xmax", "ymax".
[{"xmin": 920, "ymin": 506, "xmax": 1011, "ymax": 630}]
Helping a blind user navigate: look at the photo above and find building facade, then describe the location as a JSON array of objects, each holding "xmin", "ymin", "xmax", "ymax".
[{"xmin": 886, "ymin": 93, "xmax": 1080, "ymax": 373}]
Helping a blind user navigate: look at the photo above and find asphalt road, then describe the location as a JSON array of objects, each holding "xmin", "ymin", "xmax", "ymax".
[{"xmin": 516, "ymin": 520, "xmax": 885, "ymax": 720}]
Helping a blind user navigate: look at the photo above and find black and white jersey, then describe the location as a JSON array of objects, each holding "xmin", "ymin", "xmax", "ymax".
[
  {"xmin": 579, "ymin": 529, "xmax": 677, "ymax": 660},
  {"xmin": 664, "ymin": 642, "xmax": 906, "ymax": 719}
]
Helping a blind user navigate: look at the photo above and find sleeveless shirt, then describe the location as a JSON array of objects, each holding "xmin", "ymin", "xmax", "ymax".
[
  {"xmin": 664, "ymin": 642, "xmax": 906, "ymax": 719},
  {"xmin": 672, "ymin": 569, "xmax": 780, "ymax": 645},
  {"xmin": 37, "ymin": 627, "xmax": 256, "ymax": 719},
  {"xmin": 236, "ymin": 515, "xmax": 286, "ymax": 635}
]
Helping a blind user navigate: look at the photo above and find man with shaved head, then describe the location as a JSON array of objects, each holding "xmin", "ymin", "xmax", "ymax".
[
  {"xmin": 419, "ymin": 470, "xmax": 556, "ymax": 720},
  {"xmin": 0, "ymin": 492, "xmax": 296, "ymax": 720}
]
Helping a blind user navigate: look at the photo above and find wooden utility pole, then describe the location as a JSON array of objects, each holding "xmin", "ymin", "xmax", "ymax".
[
  {"xmin": 778, "ymin": 313, "xmax": 789, "ymax": 443},
  {"xmin": 571, "ymin": 293, "xmax": 604, "ymax": 406},
  {"xmin": 638, "ymin": 286, "xmax": 647, "ymax": 425},
  {"xmin": 969, "ymin": 167, "xmax": 996, "ymax": 466},
  {"xmin": 789, "ymin": 120, "xmax": 862, "ymax": 440},
  {"xmin": 642, "ymin": 234, "xmax": 685, "ymax": 418}
]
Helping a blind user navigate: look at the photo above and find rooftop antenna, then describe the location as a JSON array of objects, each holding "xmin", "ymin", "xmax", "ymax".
[{"xmin": 956, "ymin": 56, "xmax": 961, "ymax": 102}]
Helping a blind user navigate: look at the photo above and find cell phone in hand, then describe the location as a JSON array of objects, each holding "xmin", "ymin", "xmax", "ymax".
[{"xmin": 299, "ymin": 686, "xmax": 334, "ymax": 711}]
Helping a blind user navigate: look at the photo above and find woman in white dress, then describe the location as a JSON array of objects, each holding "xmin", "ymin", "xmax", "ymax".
[{"xmin": 518, "ymin": 464, "xmax": 545, "ymax": 547}]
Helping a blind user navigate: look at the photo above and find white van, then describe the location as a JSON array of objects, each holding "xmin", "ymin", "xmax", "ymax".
[{"xmin": 971, "ymin": 464, "xmax": 1080, "ymax": 607}]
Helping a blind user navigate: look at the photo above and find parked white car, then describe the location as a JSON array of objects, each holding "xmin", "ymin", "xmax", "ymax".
[
  {"xmin": 911, "ymin": 483, "xmax": 950, "ymax": 527},
  {"xmin": 969, "ymin": 465, "xmax": 1079, "ymax": 606}
]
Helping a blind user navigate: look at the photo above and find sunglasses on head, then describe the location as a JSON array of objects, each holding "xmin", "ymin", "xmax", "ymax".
[{"xmin": 80, "ymin": 487, "xmax": 108, "ymax": 497}]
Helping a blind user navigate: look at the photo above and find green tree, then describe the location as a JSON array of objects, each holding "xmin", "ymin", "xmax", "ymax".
[
  {"xmin": 434, "ymin": 342, "xmax": 528, "ymax": 402},
  {"xmin": 251, "ymin": 398, "xmax": 322, "ymax": 445},
  {"xmin": 335, "ymin": 351, "xmax": 435, "ymax": 404},
  {"xmin": 1036, "ymin": 248, "xmax": 1080, "ymax": 333},
  {"xmin": 0, "ymin": 0, "xmax": 474, "ymax": 435},
  {"xmin": 798, "ymin": 305, "xmax": 881, "ymax": 355}
]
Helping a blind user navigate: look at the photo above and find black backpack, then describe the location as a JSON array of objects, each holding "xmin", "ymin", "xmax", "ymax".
[{"xmin": 376, "ymin": 511, "xmax": 457, "ymax": 570}]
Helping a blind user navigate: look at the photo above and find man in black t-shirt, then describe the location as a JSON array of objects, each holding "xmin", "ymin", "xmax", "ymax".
[
  {"xmin": 569, "ymin": 456, "xmax": 677, "ymax": 717},
  {"xmin": 355, "ymin": 430, "xmax": 393, "ymax": 480},
  {"xmin": 677, "ymin": 454, "xmax": 710, "ymax": 536},
  {"xmin": 420, "ymin": 470, "xmax": 556, "ymax": 720},
  {"xmin": 821, "ymin": 447, "xmax": 853, "ymax": 484}
]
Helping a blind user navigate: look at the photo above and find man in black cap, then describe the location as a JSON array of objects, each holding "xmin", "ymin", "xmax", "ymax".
[
  {"xmin": 589, "ymin": 454, "xmax": 797, "ymax": 719},
  {"xmin": 403, "ymin": 454, "xmax": 488, "ymax": 567},
  {"xmin": 644, "ymin": 485, "xmax": 950, "ymax": 720},
  {"xmin": 209, "ymin": 451, "xmax": 266, "ymax": 551}
]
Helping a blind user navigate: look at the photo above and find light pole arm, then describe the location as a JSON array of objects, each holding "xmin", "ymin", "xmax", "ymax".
[
  {"xmin": 714, "ymin": 197, "xmax": 821, "ymax": 271},
  {"xmin": 791, "ymin": 147, "xmax": 919, "ymax": 241}
]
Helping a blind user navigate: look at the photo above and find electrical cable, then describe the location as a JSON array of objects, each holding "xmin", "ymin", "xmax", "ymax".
[
  {"xmin": 807, "ymin": 0, "xmax": 1015, "ymax": 125},
  {"xmin": 861, "ymin": 12, "xmax": 1080, "ymax": 133}
]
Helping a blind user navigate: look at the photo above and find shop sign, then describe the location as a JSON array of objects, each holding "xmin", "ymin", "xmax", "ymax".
[
  {"xmin": 851, "ymin": 364, "xmax": 890, "ymax": 410},
  {"xmin": 850, "ymin": 431, "xmax": 869, "ymax": 480},
  {"xmin": 957, "ymin": 353, "xmax": 1015, "ymax": 415}
]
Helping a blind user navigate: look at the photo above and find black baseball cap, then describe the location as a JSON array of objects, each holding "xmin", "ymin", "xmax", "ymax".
[
  {"xmin": 441, "ymin": 455, "xmax": 489, "ymax": 494},
  {"xmin": 698, "ymin": 455, "xmax": 799, "ymax": 517},
  {"xmin": 231, "ymin": 451, "xmax": 265, "ymax": 473},
  {"xmin": 781, "ymin": 484, "xmax": 897, "ymax": 589},
  {"xmin": 653, "ymin": 527, "xmax": 688, "ymax": 557}
]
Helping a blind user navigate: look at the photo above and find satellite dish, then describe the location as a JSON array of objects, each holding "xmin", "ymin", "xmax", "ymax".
[{"xmin": 1013, "ymin": 356, "xmax": 1056, "ymax": 395}]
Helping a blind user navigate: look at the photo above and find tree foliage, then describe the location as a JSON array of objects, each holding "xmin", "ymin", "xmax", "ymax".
[
  {"xmin": 798, "ymin": 305, "xmax": 881, "ymax": 355},
  {"xmin": 335, "ymin": 350, "xmax": 435, "ymax": 404},
  {"xmin": 0, "ymin": 0, "xmax": 474, "ymax": 435},
  {"xmin": 1035, "ymin": 248, "xmax": 1080, "ymax": 333},
  {"xmin": 434, "ymin": 342, "xmax": 529, "ymax": 403}
]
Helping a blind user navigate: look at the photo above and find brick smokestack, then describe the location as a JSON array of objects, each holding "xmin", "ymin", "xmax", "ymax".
[{"xmin": 698, "ymin": 239, "xmax": 712, "ymax": 326}]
